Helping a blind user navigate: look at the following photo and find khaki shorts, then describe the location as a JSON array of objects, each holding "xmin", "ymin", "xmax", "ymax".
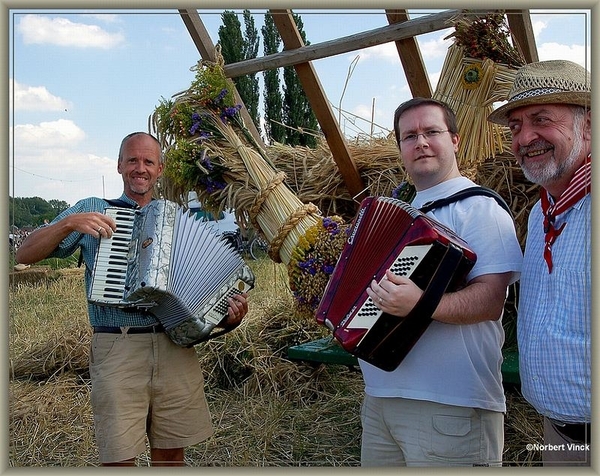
[
  {"xmin": 89, "ymin": 331, "xmax": 214, "ymax": 463},
  {"xmin": 360, "ymin": 394, "xmax": 503, "ymax": 466}
]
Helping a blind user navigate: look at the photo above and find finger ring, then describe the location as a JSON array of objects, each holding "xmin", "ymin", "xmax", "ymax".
[
  {"xmin": 97, "ymin": 227, "xmax": 103, "ymax": 234},
  {"xmin": 379, "ymin": 297, "xmax": 383, "ymax": 304}
]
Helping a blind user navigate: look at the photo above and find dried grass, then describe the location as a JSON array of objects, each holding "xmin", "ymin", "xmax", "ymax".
[
  {"xmin": 266, "ymin": 137, "xmax": 406, "ymax": 220},
  {"xmin": 10, "ymin": 376, "xmax": 98, "ymax": 466},
  {"xmin": 8, "ymin": 259, "xmax": 542, "ymax": 467}
]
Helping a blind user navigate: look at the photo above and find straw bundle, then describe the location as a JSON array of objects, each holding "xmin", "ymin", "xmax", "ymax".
[
  {"xmin": 266, "ymin": 137, "xmax": 406, "ymax": 219},
  {"xmin": 433, "ymin": 12, "xmax": 526, "ymax": 169},
  {"xmin": 190, "ymin": 108, "xmax": 321, "ymax": 265},
  {"xmin": 434, "ymin": 45, "xmax": 518, "ymax": 169},
  {"xmin": 151, "ymin": 56, "xmax": 321, "ymax": 265}
]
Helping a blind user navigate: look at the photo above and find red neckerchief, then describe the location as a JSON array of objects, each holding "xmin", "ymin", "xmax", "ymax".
[{"xmin": 540, "ymin": 154, "xmax": 591, "ymax": 273}]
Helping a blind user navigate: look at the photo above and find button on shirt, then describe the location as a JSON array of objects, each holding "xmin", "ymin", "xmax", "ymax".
[
  {"xmin": 46, "ymin": 194, "xmax": 161, "ymax": 328},
  {"xmin": 518, "ymin": 195, "xmax": 591, "ymax": 423}
]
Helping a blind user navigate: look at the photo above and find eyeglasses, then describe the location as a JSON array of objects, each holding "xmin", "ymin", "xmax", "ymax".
[{"xmin": 399, "ymin": 130, "xmax": 450, "ymax": 144}]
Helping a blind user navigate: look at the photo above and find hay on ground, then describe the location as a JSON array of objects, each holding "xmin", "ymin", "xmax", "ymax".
[{"xmin": 9, "ymin": 260, "xmax": 543, "ymax": 466}]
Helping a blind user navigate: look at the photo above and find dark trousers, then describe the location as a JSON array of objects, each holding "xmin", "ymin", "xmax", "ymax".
[{"xmin": 542, "ymin": 417, "xmax": 590, "ymax": 466}]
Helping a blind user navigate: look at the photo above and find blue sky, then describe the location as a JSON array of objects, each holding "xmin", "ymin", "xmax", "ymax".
[{"xmin": 8, "ymin": 8, "xmax": 591, "ymax": 207}]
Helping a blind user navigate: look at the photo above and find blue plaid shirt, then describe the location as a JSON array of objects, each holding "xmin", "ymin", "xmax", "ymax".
[
  {"xmin": 47, "ymin": 194, "xmax": 161, "ymax": 328},
  {"xmin": 517, "ymin": 194, "xmax": 591, "ymax": 423}
]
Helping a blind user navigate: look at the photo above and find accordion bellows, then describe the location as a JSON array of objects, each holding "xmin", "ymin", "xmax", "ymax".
[
  {"xmin": 89, "ymin": 199, "xmax": 254, "ymax": 347},
  {"xmin": 316, "ymin": 196, "xmax": 476, "ymax": 371}
]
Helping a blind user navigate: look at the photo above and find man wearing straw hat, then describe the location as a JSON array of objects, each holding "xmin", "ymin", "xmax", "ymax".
[
  {"xmin": 488, "ymin": 60, "xmax": 591, "ymax": 466},
  {"xmin": 362, "ymin": 97, "xmax": 523, "ymax": 466}
]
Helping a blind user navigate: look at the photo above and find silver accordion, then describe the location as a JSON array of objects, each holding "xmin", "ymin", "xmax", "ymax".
[{"xmin": 88, "ymin": 199, "xmax": 255, "ymax": 347}]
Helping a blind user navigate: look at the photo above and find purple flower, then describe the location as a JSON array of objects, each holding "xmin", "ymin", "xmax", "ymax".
[
  {"xmin": 203, "ymin": 178, "xmax": 226, "ymax": 194},
  {"xmin": 322, "ymin": 217, "xmax": 341, "ymax": 235},
  {"xmin": 298, "ymin": 258, "xmax": 318, "ymax": 276},
  {"xmin": 189, "ymin": 112, "xmax": 203, "ymax": 135},
  {"xmin": 219, "ymin": 105, "xmax": 242, "ymax": 123},
  {"xmin": 322, "ymin": 217, "xmax": 335, "ymax": 229},
  {"xmin": 190, "ymin": 122, "xmax": 201, "ymax": 135},
  {"xmin": 216, "ymin": 88, "xmax": 228, "ymax": 103},
  {"xmin": 322, "ymin": 264, "xmax": 335, "ymax": 274},
  {"xmin": 201, "ymin": 156, "xmax": 213, "ymax": 170}
]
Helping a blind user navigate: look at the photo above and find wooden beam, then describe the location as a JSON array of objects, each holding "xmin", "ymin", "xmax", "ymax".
[
  {"xmin": 179, "ymin": 8, "xmax": 216, "ymax": 61},
  {"xmin": 178, "ymin": 9, "xmax": 265, "ymax": 148},
  {"xmin": 225, "ymin": 9, "xmax": 467, "ymax": 78},
  {"xmin": 385, "ymin": 9, "xmax": 432, "ymax": 98},
  {"xmin": 506, "ymin": 10, "xmax": 539, "ymax": 64},
  {"xmin": 271, "ymin": 9, "xmax": 367, "ymax": 203}
]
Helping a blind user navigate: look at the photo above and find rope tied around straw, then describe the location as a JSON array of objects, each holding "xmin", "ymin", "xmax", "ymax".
[
  {"xmin": 268, "ymin": 203, "xmax": 320, "ymax": 263},
  {"xmin": 249, "ymin": 171, "xmax": 287, "ymax": 229}
]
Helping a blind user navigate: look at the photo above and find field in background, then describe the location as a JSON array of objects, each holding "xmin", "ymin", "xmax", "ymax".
[{"xmin": 8, "ymin": 258, "xmax": 542, "ymax": 467}]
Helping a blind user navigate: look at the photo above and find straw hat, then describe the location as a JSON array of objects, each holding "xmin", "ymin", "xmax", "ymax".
[{"xmin": 488, "ymin": 60, "xmax": 591, "ymax": 125}]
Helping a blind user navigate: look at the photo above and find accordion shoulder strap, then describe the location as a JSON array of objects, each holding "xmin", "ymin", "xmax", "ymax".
[
  {"xmin": 104, "ymin": 198, "xmax": 139, "ymax": 209},
  {"xmin": 419, "ymin": 186, "xmax": 512, "ymax": 218}
]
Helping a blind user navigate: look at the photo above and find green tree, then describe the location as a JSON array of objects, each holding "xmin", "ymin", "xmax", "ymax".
[
  {"xmin": 241, "ymin": 10, "xmax": 260, "ymax": 125},
  {"xmin": 218, "ymin": 11, "xmax": 319, "ymax": 147},
  {"xmin": 262, "ymin": 12, "xmax": 286, "ymax": 144},
  {"xmin": 218, "ymin": 10, "xmax": 261, "ymax": 134},
  {"xmin": 9, "ymin": 196, "xmax": 69, "ymax": 228},
  {"xmin": 218, "ymin": 11, "xmax": 244, "ymax": 66},
  {"xmin": 48, "ymin": 199, "xmax": 70, "ymax": 216},
  {"xmin": 282, "ymin": 12, "xmax": 319, "ymax": 148}
]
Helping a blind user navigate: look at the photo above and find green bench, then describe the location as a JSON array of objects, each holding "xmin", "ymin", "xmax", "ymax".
[{"xmin": 288, "ymin": 337, "xmax": 520, "ymax": 385}]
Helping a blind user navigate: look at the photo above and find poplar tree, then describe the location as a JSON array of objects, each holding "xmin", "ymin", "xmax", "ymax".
[
  {"xmin": 218, "ymin": 10, "xmax": 261, "ymax": 133},
  {"xmin": 241, "ymin": 10, "xmax": 260, "ymax": 126},
  {"xmin": 282, "ymin": 12, "xmax": 319, "ymax": 147},
  {"xmin": 218, "ymin": 10, "xmax": 319, "ymax": 147},
  {"xmin": 261, "ymin": 12, "xmax": 286, "ymax": 144}
]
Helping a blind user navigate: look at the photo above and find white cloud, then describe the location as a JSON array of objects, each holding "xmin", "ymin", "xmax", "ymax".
[
  {"xmin": 81, "ymin": 13, "xmax": 121, "ymax": 23},
  {"xmin": 355, "ymin": 42, "xmax": 398, "ymax": 62},
  {"xmin": 531, "ymin": 20, "xmax": 548, "ymax": 38},
  {"xmin": 11, "ymin": 80, "xmax": 72, "ymax": 112},
  {"xmin": 13, "ymin": 119, "xmax": 86, "ymax": 149},
  {"xmin": 12, "ymin": 121, "xmax": 122, "ymax": 205},
  {"xmin": 17, "ymin": 14, "xmax": 125, "ymax": 49},
  {"xmin": 417, "ymin": 33, "xmax": 454, "ymax": 60},
  {"xmin": 537, "ymin": 42, "xmax": 588, "ymax": 67}
]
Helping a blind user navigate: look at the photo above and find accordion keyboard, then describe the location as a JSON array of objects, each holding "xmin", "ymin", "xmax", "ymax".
[
  {"xmin": 347, "ymin": 244, "xmax": 431, "ymax": 330},
  {"xmin": 88, "ymin": 207, "xmax": 137, "ymax": 305}
]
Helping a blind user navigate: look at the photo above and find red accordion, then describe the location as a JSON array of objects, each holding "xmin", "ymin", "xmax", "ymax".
[{"xmin": 315, "ymin": 196, "xmax": 477, "ymax": 371}]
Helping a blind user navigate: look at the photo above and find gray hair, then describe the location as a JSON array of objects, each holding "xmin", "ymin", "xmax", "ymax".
[{"xmin": 118, "ymin": 132, "xmax": 164, "ymax": 164}]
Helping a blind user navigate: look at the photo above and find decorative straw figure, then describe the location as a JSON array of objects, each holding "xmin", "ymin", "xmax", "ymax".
[{"xmin": 433, "ymin": 12, "xmax": 525, "ymax": 174}]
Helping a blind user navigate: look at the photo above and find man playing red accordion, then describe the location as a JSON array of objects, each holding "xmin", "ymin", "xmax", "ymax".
[{"xmin": 360, "ymin": 98, "xmax": 523, "ymax": 466}]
